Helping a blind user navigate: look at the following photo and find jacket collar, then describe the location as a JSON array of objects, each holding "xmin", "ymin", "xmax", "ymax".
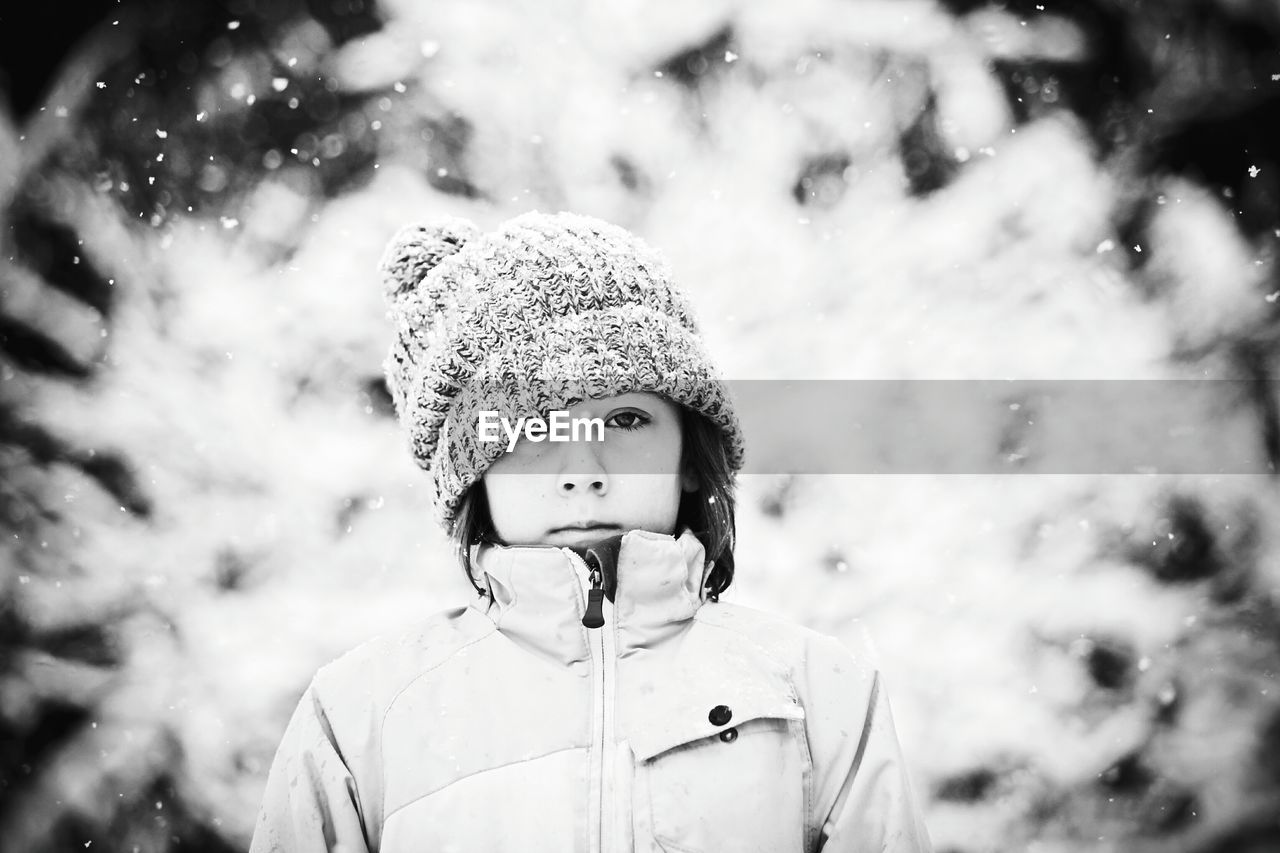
[{"xmin": 469, "ymin": 528, "xmax": 710, "ymax": 668}]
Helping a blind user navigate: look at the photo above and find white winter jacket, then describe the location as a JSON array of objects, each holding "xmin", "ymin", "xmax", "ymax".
[{"xmin": 249, "ymin": 529, "xmax": 933, "ymax": 852}]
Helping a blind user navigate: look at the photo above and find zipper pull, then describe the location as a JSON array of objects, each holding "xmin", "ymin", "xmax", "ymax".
[
  {"xmin": 580, "ymin": 533, "xmax": 623, "ymax": 630},
  {"xmin": 582, "ymin": 565, "xmax": 605, "ymax": 629}
]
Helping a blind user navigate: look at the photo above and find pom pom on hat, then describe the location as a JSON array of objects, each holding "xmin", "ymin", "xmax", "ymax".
[{"xmin": 378, "ymin": 217, "xmax": 480, "ymax": 311}]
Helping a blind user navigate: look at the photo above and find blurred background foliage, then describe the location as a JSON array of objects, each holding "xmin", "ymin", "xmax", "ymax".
[{"xmin": 2, "ymin": 0, "xmax": 1280, "ymax": 850}]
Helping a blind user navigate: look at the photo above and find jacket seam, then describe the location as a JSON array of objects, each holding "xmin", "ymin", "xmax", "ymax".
[
  {"xmin": 380, "ymin": 744, "xmax": 582, "ymax": 826},
  {"xmin": 371, "ymin": 621, "xmax": 497, "ymax": 837},
  {"xmin": 652, "ymin": 834, "xmax": 702, "ymax": 853},
  {"xmin": 641, "ymin": 715, "xmax": 793, "ymax": 762},
  {"xmin": 304, "ymin": 685, "xmax": 374, "ymax": 845},
  {"xmin": 793, "ymin": 715, "xmax": 817, "ymax": 852},
  {"xmin": 379, "ymin": 622, "xmax": 498, "ymax": 738},
  {"xmin": 848, "ymin": 670, "xmax": 881, "ymax": 787},
  {"xmin": 691, "ymin": 613, "xmax": 800, "ymax": 698},
  {"xmin": 818, "ymin": 670, "xmax": 882, "ymax": 846}
]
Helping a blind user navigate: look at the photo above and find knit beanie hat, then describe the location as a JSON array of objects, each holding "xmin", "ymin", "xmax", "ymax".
[{"xmin": 379, "ymin": 210, "xmax": 745, "ymax": 530}]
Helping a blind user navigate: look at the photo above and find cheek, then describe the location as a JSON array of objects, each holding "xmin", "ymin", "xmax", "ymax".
[
  {"xmin": 482, "ymin": 476, "xmax": 546, "ymax": 530},
  {"xmin": 653, "ymin": 476, "xmax": 685, "ymax": 531},
  {"xmin": 616, "ymin": 424, "xmax": 683, "ymax": 474},
  {"xmin": 661, "ymin": 480, "xmax": 684, "ymax": 523},
  {"xmin": 617, "ymin": 475, "xmax": 684, "ymax": 525}
]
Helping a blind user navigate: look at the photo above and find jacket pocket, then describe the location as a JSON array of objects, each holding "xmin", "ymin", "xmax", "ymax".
[{"xmin": 630, "ymin": 698, "xmax": 809, "ymax": 853}]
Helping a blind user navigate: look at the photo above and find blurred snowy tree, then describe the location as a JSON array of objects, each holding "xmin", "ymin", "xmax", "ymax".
[{"xmin": 2, "ymin": 0, "xmax": 1280, "ymax": 851}]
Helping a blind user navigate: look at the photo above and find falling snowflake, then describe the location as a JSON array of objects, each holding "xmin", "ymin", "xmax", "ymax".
[{"xmin": 1249, "ymin": 165, "xmax": 1261, "ymax": 178}]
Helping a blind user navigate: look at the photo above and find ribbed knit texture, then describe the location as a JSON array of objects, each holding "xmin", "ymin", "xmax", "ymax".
[{"xmin": 379, "ymin": 211, "xmax": 744, "ymax": 529}]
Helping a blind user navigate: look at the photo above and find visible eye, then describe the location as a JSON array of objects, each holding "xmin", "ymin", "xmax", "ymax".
[{"xmin": 606, "ymin": 409, "xmax": 650, "ymax": 431}]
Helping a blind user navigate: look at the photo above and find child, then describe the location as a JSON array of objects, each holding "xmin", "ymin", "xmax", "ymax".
[{"xmin": 249, "ymin": 211, "xmax": 933, "ymax": 852}]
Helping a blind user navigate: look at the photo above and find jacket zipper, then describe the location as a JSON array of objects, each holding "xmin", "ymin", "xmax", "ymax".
[{"xmin": 569, "ymin": 549, "xmax": 616, "ymax": 853}]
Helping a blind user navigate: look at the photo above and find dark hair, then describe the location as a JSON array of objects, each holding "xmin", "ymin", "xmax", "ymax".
[{"xmin": 449, "ymin": 404, "xmax": 738, "ymax": 600}]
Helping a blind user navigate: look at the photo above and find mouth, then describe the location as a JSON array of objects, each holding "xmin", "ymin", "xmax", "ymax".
[{"xmin": 548, "ymin": 523, "xmax": 621, "ymax": 535}]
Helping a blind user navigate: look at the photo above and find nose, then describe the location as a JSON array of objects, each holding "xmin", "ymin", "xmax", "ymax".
[{"xmin": 556, "ymin": 439, "xmax": 609, "ymax": 497}]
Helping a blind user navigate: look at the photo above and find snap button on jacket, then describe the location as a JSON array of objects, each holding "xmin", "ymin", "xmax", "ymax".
[{"xmin": 249, "ymin": 529, "xmax": 933, "ymax": 852}]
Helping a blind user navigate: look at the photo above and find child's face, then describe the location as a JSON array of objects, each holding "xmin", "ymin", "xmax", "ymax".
[{"xmin": 481, "ymin": 392, "xmax": 695, "ymax": 549}]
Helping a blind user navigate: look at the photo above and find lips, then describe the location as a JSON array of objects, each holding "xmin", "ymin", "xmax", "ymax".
[{"xmin": 549, "ymin": 523, "xmax": 619, "ymax": 534}]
